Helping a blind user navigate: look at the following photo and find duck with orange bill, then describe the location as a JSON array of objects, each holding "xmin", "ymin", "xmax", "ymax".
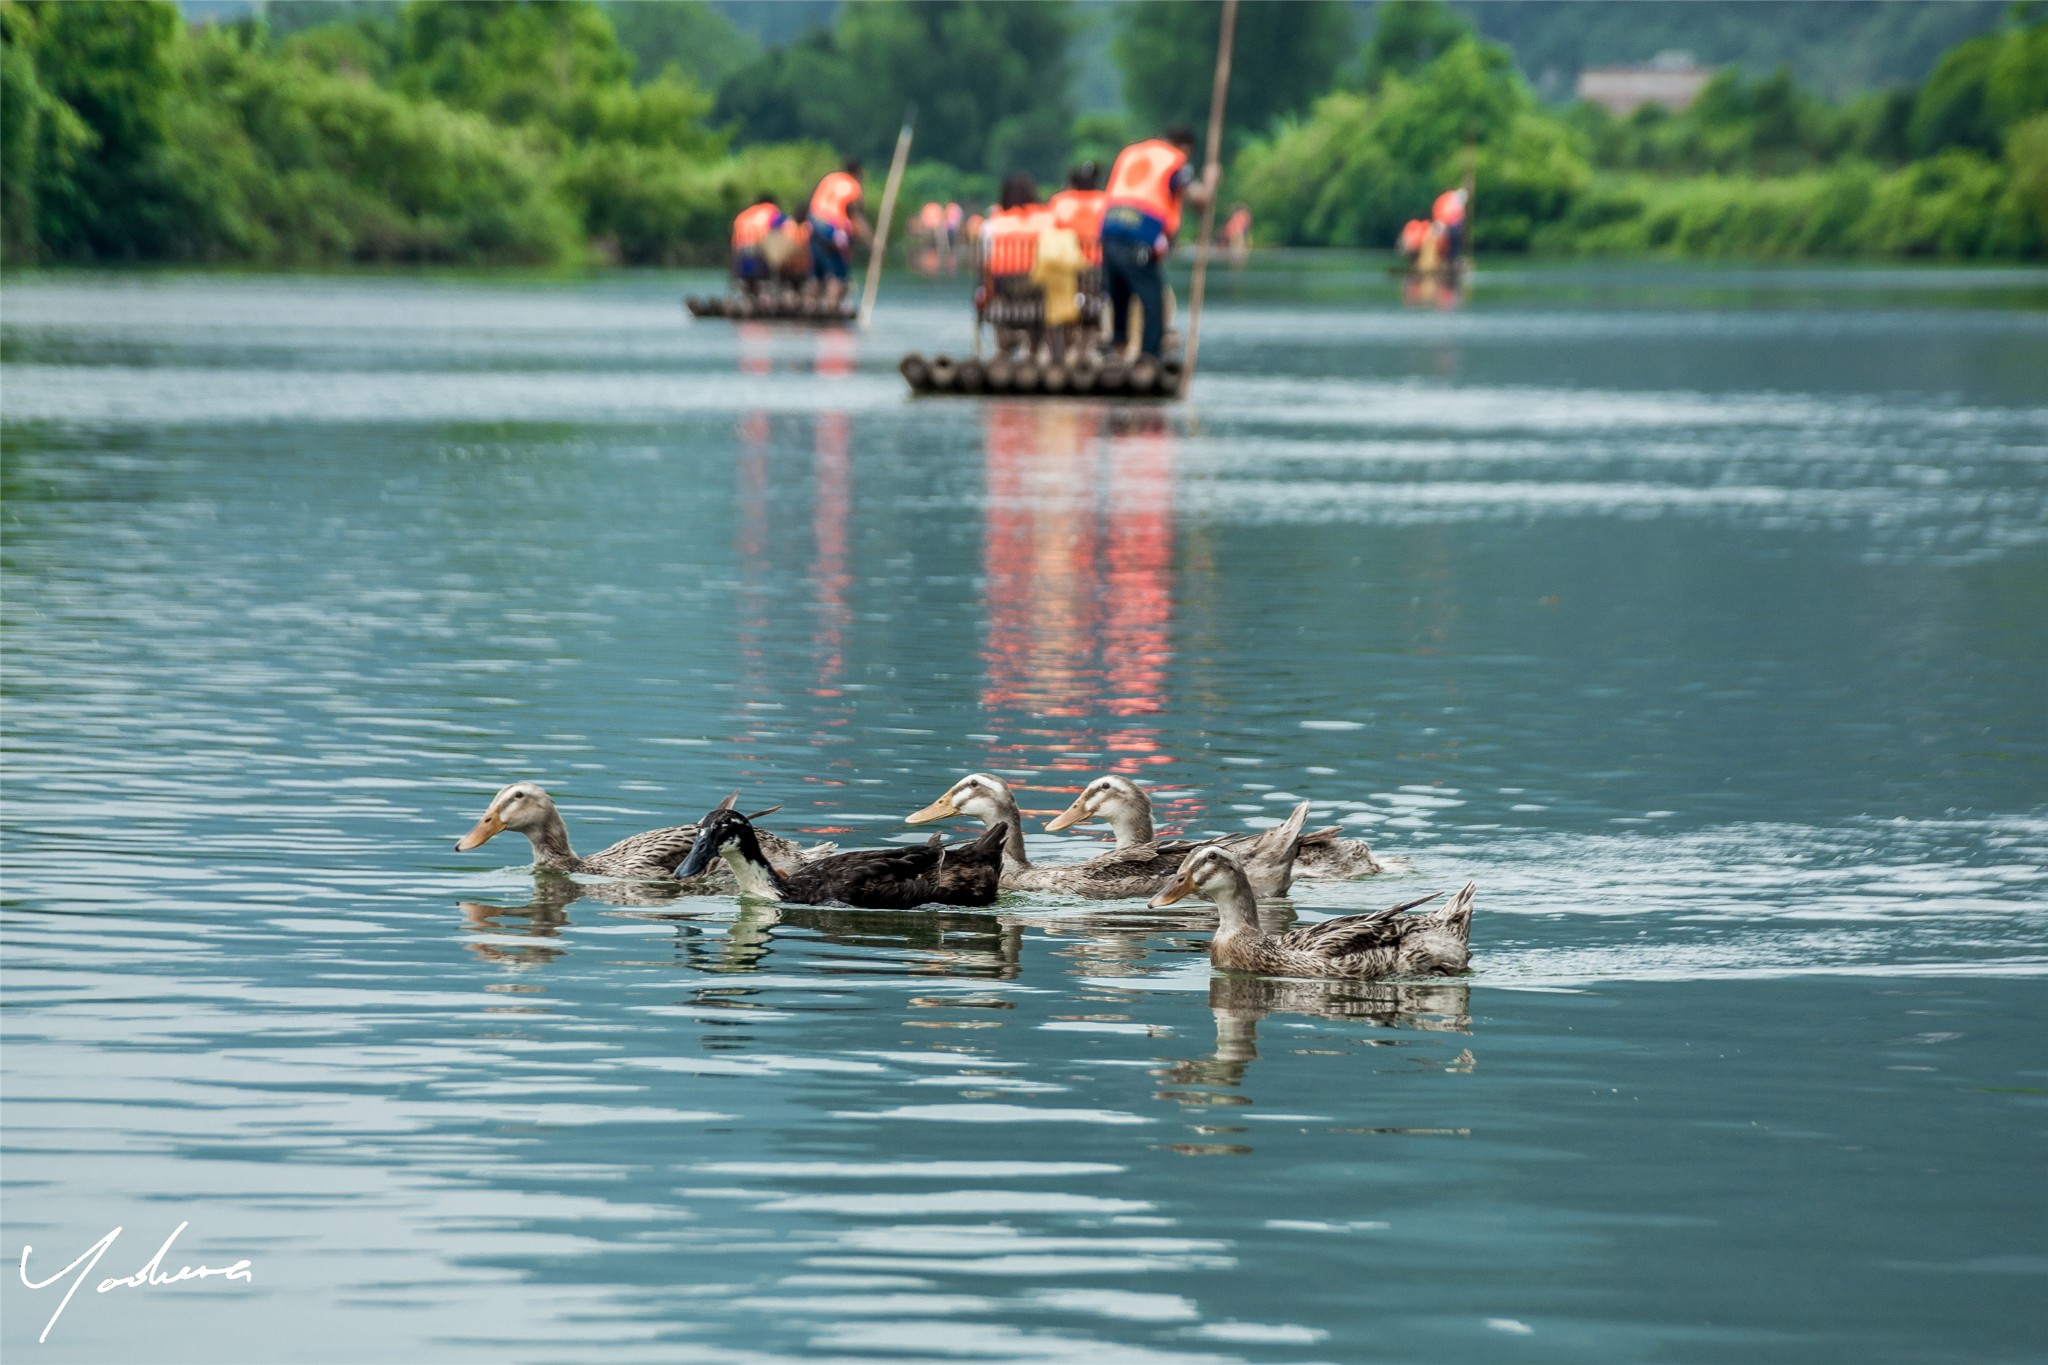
[
  {"xmin": 905, "ymin": 772, "xmax": 1308, "ymax": 900},
  {"xmin": 1047, "ymin": 773, "xmax": 1385, "ymax": 881},
  {"xmin": 1152, "ymin": 844, "xmax": 1477, "ymax": 981},
  {"xmin": 676, "ymin": 802, "xmax": 1006, "ymax": 909},
  {"xmin": 454, "ymin": 785, "xmax": 833, "ymax": 886}
]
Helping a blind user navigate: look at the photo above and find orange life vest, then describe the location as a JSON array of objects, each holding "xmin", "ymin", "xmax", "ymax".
[
  {"xmin": 1433, "ymin": 189, "xmax": 1467, "ymax": 226},
  {"xmin": 1399, "ymin": 218, "xmax": 1433, "ymax": 253},
  {"xmin": 1105, "ymin": 139, "xmax": 1190, "ymax": 239},
  {"xmin": 1048, "ymin": 189, "xmax": 1106, "ymax": 241},
  {"xmin": 731, "ymin": 202, "xmax": 780, "ymax": 251},
  {"xmin": 810, "ymin": 171, "xmax": 862, "ymax": 233},
  {"xmin": 985, "ymin": 205, "xmax": 1053, "ymax": 279}
]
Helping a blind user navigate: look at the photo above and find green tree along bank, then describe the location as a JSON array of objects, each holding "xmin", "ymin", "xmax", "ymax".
[
  {"xmin": 1, "ymin": 0, "xmax": 832, "ymax": 265},
  {"xmin": 4, "ymin": 0, "xmax": 2044, "ymax": 267},
  {"xmin": 1237, "ymin": 0, "xmax": 2047, "ymax": 259}
]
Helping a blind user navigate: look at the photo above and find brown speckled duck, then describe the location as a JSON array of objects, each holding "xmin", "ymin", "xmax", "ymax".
[
  {"xmin": 907, "ymin": 772, "xmax": 1306, "ymax": 899},
  {"xmin": 1047, "ymin": 773, "xmax": 1383, "ymax": 883},
  {"xmin": 454, "ymin": 784, "xmax": 824, "ymax": 881},
  {"xmin": 1151, "ymin": 844, "xmax": 1475, "ymax": 980}
]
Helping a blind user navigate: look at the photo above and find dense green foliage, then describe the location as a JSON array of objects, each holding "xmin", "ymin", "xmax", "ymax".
[
  {"xmin": 1235, "ymin": 1, "xmax": 2047, "ymax": 259},
  {"xmin": 1112, "ymin": 0, "xmax": 1355, "ymax": 157},
  {"xmin": 600, "ymin": 1, "xmax": 756, "ymax": 89},
  {"xmin": 714, "ymin": 0, "xmax": 1075, "ymax": 180},
  {"xmin": 1, "ymin": 0, "xmax": 833, "ymax": 265},
  {"xmin": 5, "ymin": 0, "xmax": 2042, "ymax": 267}
]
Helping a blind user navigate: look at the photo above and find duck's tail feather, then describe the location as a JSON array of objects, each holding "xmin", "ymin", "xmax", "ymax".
[{"xmin": 1434, "ymin": 882, "xmax": 1476, "ymax": 943}]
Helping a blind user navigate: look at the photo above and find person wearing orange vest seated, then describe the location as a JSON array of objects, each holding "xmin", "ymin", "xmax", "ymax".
[
  {"xmin": 981, "ymin": 173, "xmax": 1052, "ymax": 281},
  {"xmin": 1101, "ymin": 124, "xmax": 1217, "ymax": 359},
  {"xmin": 730, "ymin": 195, "xmax": 785, "ymax": 296},
  {"xmin": 808, "ymin": 160, "xmax": 869, "ymax": 309},
  {"xmin": 761, "ymin": 211, "xmax": 812, "ymax": 291},
  {"xmin": 1048, "ymin": 162, "xmax": 1107, "ymax": 264},
  {"xmin": 1432, "ymin": 186, "xmax": 1469, "ymax": 263}
]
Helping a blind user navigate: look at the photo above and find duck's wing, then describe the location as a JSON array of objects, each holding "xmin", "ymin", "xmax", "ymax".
[
  {"xmin": 1272, "ymin": 890, "xmax": 1446, "ymax": 957},
  {"xmin": 1080, "ymin": 841, "xmax": 1184, "ymax": 875},
  {"xmin": 788, "ymin": 842, "xmax": 948, "ymax": 909},
  {"xmin": 587, "ymin": 824, "xmax": 700, "ymax": 877}
]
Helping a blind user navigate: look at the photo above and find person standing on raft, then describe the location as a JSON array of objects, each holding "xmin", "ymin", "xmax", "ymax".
[
  {"xmin": 730, "ymin": 194, "xmax": 784, "ymax": 298},
  {"xmin": 808, "ymin": 160, "xmax": 870, "ymax": 311},
  {"xmin": 1432, "ymin": 186, "xmax": 1469, "ymax": 264},
  {"xmin": 1100, "ymin": 125, "xmax": 1218, "ymax": 360}
]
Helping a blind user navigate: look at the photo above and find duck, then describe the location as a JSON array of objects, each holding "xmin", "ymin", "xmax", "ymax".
[
  {"xmin": 1047, "ymin": 772, "xmax": 1379, "ymax": 883},
  {"xmin": 1292, "ymin": 825, "xmax": 1386, "ymax": 879},
  {"xmin": 677, "ymin": 803, "xmax": 1007, "ymax": 909},
  {"xmin": 1150, "ymin": 844, "xmax": 1475, "ymax": 980},
  {"xmin": 1049, "ymin": 775, "xmax": 1385, "ymax": 880},
  {"xmin": 454, "ymin": 784, "xmax": 824, "ymax": 882},
  {"xmin": 907, "ymin": 772, "xmax": 1306, "ymax": 899}
]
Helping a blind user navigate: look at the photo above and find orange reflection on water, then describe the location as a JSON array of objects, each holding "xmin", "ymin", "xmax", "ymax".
[
  {"xmin": 981, "ymin": 403, "xmax": 1177, "ymax": 777},
  {"xmin": 736, "ymin": 322, "xmax": 775, "ymax": 374}
]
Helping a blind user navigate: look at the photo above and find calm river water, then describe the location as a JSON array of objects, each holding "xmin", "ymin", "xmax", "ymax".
[{"xmin": 3, "ymin": 260, "xmax": 2044, "ymax": 1363}]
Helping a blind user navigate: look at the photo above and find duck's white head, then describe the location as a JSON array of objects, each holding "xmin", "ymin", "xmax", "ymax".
[
  {"xmin": 1046, "ymin": 773, "xmax": 1150, "ymax": 833},
  {"xmin": 1149, "ymin": 844, "xmax": 1250, "ymax": 909},
  {"xmin": 906, "ymin": 772, "xmax": 1017, "ymax": 828},
  {"xmin": 456, "ymin": 782, "xmax": 555, "ymax": 851}
]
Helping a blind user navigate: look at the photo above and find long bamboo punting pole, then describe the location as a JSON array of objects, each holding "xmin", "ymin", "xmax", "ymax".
[
  {"xmin": 858, "ymin": 109, "xmax": 915, "ymax": 330},
  {"xmin": 1178, "ymin": 0, "xmax": 1238, "ymax": 399}
]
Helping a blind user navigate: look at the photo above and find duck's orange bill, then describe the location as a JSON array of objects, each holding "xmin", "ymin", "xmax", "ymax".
[
  {"xmin": 455, "ymin": 812, "xmax": 504, "ymax": 851},
  {"xmin": 1149, "ymin": 869, "xmax": 1196, "ymax": 909},
  {"xmin": 1044, "ymin": 797, "xmax": 1090, "ymax": 833},
  {"xmin": 904, "ymin": 797, "xmax": 957, "ymax": 825}
]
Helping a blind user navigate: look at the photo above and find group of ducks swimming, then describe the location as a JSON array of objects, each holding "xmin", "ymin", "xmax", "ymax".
[{"xmin": 455, "ymin": 772, "xmax": 1477, "ymax": 981}]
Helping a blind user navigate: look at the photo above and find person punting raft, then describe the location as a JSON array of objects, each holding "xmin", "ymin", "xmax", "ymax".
[
  {"xmin": 900, "ymin": 129, "xmax": 1217, "ymax": 399},
  {"xmin": 808, "ymin": 159, "xmax": 870, "ymax": 313},
  {"xmin": 900, "ymin": 0, "xmax": 1240, "ymax": 399}
]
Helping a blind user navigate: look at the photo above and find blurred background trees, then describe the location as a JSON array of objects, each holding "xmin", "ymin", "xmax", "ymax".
[{"xmin": 1, "ymin": 0, "xmax": 2041, "ymax": 266}]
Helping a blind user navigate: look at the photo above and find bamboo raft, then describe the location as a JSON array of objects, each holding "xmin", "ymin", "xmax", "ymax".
[
  {"xmin": 899, "ymin": 351, "xmax": 1183, "ymax": 399},
  {"xmin": 685, "ymin": 294, "xmax": 856, "ymax": 323}
]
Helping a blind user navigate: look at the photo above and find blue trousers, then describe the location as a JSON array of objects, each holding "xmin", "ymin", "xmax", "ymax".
[{"xmin": 1103, "ymin": 234, "xmax": 1166, "ymax": 358}]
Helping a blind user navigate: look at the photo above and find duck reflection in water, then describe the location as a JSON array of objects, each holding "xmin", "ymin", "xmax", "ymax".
[
  {"xmin": 458, "ymin": 874, "xmax": 698, "ymax": 970},
  {"xmin": 1154, "ymin": 975, "xmax": 1476, "ymax": 1153},
  {"xmin": 1044, "ymin": 898, "xmax": 1298, "ymax": 978},
  {"xmin": 611, "ymin": 899, "xmax": 1025, "ymax": 981}
]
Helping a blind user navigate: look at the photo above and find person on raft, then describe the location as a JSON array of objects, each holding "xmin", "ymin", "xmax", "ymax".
[
  {"xmin": 807, "ymin": 159, "xmax": 870, "ymax": 310},
  {"xmin": 1433, "ymin": 186, "xmax": 1469, "ymax": 263},
  {"xmin": 1100, "ymin": 124, "xmax": 1218, "ymax": 360},
  {"xmin": 1048, "ymin": 162, "xmax": 1107, "ymax": 264},
  {"xmin": 729, "ymin": 194, "xmax": 784, "ymax": 298}
]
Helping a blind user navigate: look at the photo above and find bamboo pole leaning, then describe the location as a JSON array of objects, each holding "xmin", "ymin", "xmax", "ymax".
[
  {"xmin": 1178, "ymin": 0, "xmax": 1239, "ymax": 399},
  {"xmin": 858, "ymin": 108, "xmax": 915, "ymax": 330}
]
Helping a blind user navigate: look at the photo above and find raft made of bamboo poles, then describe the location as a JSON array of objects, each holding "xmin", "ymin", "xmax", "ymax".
[
  {"xmin": 899, "ymin": 351, "xmax": 1184, "ymax": 399},
  {"xmin": 686, "ymin": 295, "xmax": 856, "ymax": 323}
]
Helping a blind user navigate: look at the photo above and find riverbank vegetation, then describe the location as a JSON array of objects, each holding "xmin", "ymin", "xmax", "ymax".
[
  {"xmin": 1236, "ymin": 0, "xmax": 2047, "ymax": 258},
  {"xmin": 1, "ymin": 0, "xmax": 830, "ymax": 265},
  {"xmin": 2, "ymin": 0, "xmax": 2042, "ymax": 267}
]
